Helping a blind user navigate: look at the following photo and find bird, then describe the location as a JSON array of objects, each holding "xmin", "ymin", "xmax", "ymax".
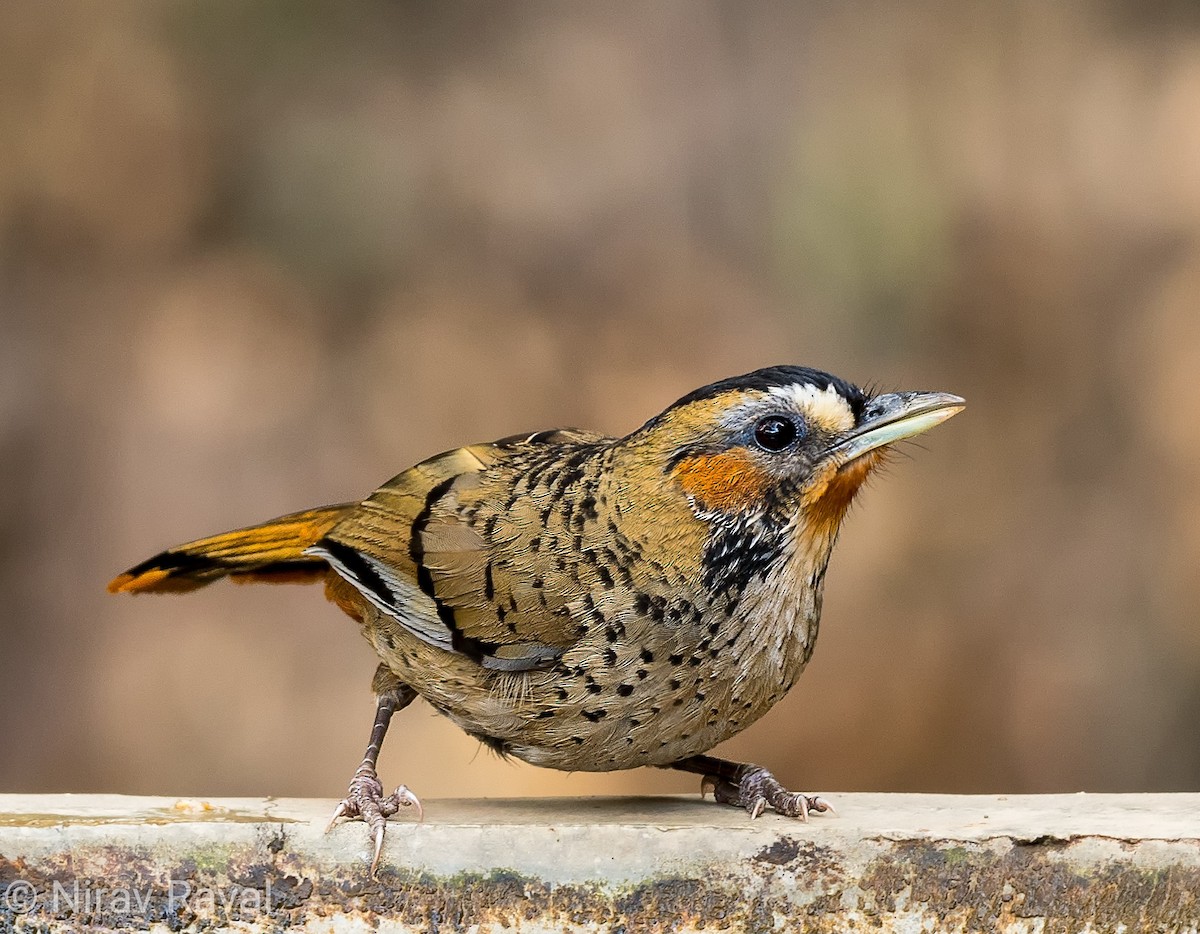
[{"xmin": 109, "ymin": 365, "xmax": 963, "ymax": 874}]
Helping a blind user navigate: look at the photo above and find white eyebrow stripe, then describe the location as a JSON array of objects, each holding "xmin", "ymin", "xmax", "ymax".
[{"xmin": 766, "ymin": 383, "xmax": 855, "ymax": 432}]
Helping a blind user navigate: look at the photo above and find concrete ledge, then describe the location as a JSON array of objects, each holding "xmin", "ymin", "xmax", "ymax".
[{"xmin": 2, "ymin": 793, "xmax": 1199, "ymax": 931}]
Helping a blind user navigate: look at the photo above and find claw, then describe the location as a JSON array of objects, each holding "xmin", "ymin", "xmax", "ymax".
[
  {"xmin": 700, "ymin": 776, "xmax": 717, "ymax": 800},
  {"xmin": 325, "ymin": 799, "xmax": 351, "ymax": 834},
  {"xmin": 748, "ymin": 796, "xmax": 767, "ymax": 820},
  {"xmin": 796, "ymin": 794, "xmax": 809, "ymax": 822},
  {"xmin": 811, "ymin": 796, "xmax": 836, "ymax": 817},
  {"xmin": 393, "ymin": 785, "xmax": 423, "ymax": 821},
  {"xmin": 369, "ymin": 821, "xmax": 387, "ymax": 877}
]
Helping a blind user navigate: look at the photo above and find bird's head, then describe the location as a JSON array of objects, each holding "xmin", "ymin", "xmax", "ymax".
[{"xmin": 629, "ymin": 366, "xmax": 964, "ymax": 560}]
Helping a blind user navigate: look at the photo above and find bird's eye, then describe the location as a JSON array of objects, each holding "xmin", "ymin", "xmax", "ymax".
[{"xmin": 753, "ymin": 415, "xmax": 800, "ymax": 452}]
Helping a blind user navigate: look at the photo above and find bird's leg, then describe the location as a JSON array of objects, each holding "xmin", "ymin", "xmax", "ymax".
[
  {"xmin": 669, "ymin": 754, "xmax": 834, "ymax": 821},
  {"xmin": 326, "ymin": 665, "xmax": 421, "ymax": 875}
]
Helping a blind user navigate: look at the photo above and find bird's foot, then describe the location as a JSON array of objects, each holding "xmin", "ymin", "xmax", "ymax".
[
  {"xmin": 326, "ymin": 766, "xmax": 422, "ymax": 875},
  {"xmin": 701, "ymin": 765, "xmax": 834, "ymax": 821}
]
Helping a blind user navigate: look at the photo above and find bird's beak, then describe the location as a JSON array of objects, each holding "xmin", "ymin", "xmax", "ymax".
[{"xmin": 829, "ymin": 391, "xmax": 965, "ymax": 467}]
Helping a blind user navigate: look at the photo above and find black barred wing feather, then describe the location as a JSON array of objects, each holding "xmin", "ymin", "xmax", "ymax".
[{"xmin": 308, "ymin": 429, "xmax": 610, "ymax": 672}]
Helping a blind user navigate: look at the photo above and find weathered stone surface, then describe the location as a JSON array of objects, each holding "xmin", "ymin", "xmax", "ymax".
[{"xmin": 1, "ymin": 793, "xmax": 1199, "ymax": 932}]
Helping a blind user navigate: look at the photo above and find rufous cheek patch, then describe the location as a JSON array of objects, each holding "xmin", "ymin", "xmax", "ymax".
[
  {"xmin": 801, "ymin": 451, "xmax": 881, "ymax": 541},
  {"xmin": 672, "ymin": 449, "xmax": 772, "ymax": 514}
]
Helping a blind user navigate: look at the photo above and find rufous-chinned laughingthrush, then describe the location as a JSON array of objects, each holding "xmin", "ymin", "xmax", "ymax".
[{"xmin": 110, "ymin": 365, "xmax": 963, "ymax": 873}]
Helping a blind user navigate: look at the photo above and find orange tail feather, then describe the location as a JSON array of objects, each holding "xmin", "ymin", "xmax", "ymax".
[{"xmin": 108, "ymin": 503, "xmax": 355, "ymax": 594}]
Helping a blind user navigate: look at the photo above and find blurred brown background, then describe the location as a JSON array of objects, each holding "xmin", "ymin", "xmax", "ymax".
[{"xmin": 2, "ymin": 0, "xmax": 1199, "ymax": 802}]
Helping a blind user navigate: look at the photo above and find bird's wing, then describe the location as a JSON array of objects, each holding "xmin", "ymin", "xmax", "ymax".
[{"xmin": 309, "ymin": 429, "xmax": 609, "ymax": 671}]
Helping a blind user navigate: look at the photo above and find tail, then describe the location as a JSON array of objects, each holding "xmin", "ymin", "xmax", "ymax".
[{"xmin": 108, "ymin": 503, "xmax": 356, "ymax": 594}]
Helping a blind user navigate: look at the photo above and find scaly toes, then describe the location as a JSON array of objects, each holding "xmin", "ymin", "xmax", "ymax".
[
  {"xmin": 740, "ymin": 765, "xmax": 834, "ymax": 821},
  {"xmin": 326, "ymin": 772, "xmax": 422, "ymax": 876},
  {"xmin": 699, "ymin": 775, "xmax": 743, "ymax": 808},
  {"xmin": 326, "ymin": 772, "xmax": 382, "ymax": 830},
  {"xmin": 702, "ymin": 765, "xmax": 834, "ymax": 821}
]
